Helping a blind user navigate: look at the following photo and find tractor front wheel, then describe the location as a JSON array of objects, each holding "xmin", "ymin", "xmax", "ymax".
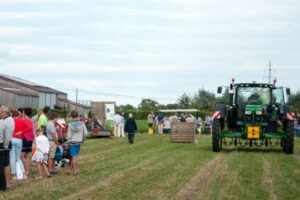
[
  {"xmin": 285, "ymin": 120, "xmax": 294, "ymax": 154},
  {"xmin": 212, "ymin": 119, "xmax": 222, "ymax": 152}
]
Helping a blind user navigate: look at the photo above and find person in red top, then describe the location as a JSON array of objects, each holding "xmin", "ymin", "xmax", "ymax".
[
  {"xmin": 9, "ymin": 109, "xmax": 31, "ymax": 180},
  {"xmin": 21, "ymin": 108, "xmax": 34, "ymax": 178}
]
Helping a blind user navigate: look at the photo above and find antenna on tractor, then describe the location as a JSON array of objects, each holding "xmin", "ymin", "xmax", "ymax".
[{"xmin": 263, "ymin": 61, "xmax": 276, "ymax": 84}]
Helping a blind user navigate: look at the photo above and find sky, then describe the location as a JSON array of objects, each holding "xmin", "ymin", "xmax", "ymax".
[{"xmin": 0, "ymin": 0, "xmax": 299, "ymax": 106}]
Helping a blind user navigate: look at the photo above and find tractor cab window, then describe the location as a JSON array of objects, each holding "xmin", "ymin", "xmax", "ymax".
[
  {"xmin": 272, "ymin": 88, "xmax": 284, "ymax": 105},
  {"xmin": 237, "ymin": 87, "xmax": 271, "ymax": 107}
]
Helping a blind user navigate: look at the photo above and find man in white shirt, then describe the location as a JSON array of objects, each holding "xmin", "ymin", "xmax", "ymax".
[
  {"xmin": 113, "ymin": 112, "xmax": 122, "ymax": 137},
  {"xmin": 120, "ymin": 112, "xmax": 125, "ymax": 137}
]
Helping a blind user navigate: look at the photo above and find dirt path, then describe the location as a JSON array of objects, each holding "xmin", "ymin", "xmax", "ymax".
[
  {"xmin": 263, "ymin": 159, "xmax": 278, "ymax": 200},
  {"xmin": 175, "ymin": 153, "xmax": 228, "ymax": 200}
]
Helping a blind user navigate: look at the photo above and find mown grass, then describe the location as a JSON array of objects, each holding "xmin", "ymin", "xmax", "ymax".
[
  {"xmin": 105, "ymin": 120, "xmax": 148, "ymax": 133},
  {"xmin": 0, "ymin": 135, "xmax": 299, "ymax": 200}
]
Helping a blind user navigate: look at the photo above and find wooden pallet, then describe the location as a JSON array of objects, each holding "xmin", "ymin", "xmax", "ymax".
[{"xmin": 170, "ymin": 122, "xmax": 195, "ymax": 143}]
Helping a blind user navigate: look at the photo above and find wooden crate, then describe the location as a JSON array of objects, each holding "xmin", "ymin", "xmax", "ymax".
[{"xmin": 170, "ymin": 122, "xmax": 195, "ymax": 143}]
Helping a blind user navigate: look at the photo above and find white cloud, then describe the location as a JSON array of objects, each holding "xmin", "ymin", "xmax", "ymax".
[
  {"xmin": 52, "ymin": 36, "xmax": 181, "ymax": 46},
  {"xmin": 0, "ymin": 27, "xmax": 44, "ymax": 36},
  {"xmin": 0, "ymin": 61, "xmax": 205, "ymax": 73},
  {"xmin": 95, "ymin": 3, "xmax": 291, "ymax": 20},
  {"xmin": 0, "ymin": 43, "xmax": 163, "ymax": 59},
  {"xmin": 0, "ymin": 11, "xmax": 76, "ymax": 20},
  {"xmin": 0, "ymin": 0, "xmax": 78, "ymax": 4},
  {"xmin": 0, "ymin": 0, "xmax": 299, "ymax": 106}
]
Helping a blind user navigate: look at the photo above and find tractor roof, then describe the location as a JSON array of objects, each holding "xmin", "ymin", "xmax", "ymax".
[{"xmin": 234, "ymin": 83, "xmax": 275, "ymax": 88}]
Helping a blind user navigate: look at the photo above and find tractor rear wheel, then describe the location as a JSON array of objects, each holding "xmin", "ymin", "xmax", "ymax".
[
  {"xmin": 212, "ymin": 119, "xmax": 222, "ymax": 152},
  {"xmin": 285, "ymin": 120, "xmax": 294, "ymax": 154}
]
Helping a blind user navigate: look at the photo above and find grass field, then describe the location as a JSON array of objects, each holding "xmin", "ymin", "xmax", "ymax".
[
  {"xmin": 1, "ymin": 134, "xmax": 300, "ymax": 200},
  {"xmin": 104, "ymin": 120, "xmax": 148, "ymax": 133}
]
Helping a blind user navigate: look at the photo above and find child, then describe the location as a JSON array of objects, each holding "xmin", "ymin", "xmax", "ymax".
[{"xmin": 32, "ymin": 128, "xmax": 51, "ymax": 179}]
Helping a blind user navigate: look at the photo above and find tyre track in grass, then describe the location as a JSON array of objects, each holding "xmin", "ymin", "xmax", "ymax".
[
  {"xmin": 263, "ymin": 158, "xmax": 278, "ymax": 200},
  {"xmin": 62, "ymin": 144, "xmax": 198, "ymax": 200},
  {"xmin": 79, "ymin": 137, "xmax": 150, "ymax": 161},
  {"xmin": 81, "ymin": 134, "xmax": 151, "ymax": 154},
  {"xmin": 175, "ymin": 153, "xmax": 229, "ymax": 200}
]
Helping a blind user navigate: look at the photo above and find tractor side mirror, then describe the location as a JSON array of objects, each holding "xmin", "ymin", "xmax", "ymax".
[
  {"xmin": 217, "ymin": 87, "xmax": 222, "ymax": 94},
  {"xmin": 286, "ymin": 88, "xmax": 291, "ymax": 96}
]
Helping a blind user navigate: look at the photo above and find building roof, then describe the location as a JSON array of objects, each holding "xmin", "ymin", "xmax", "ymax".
[
  {"xmin": 31, "ymin": 85, "xmax": 65, "ymax": 94},
  {"xmin": 58, "ymin": 98, "xmax": 91, "ymax": 109},
  {"xmin": 0, "ymin": 83, "xmax": 39, "ymax": 97},
  {"xmin": 0, "ymin": 74, "xmax": 43, "ymax": 87},
  {"xmin": 0, "ymin": 74, "xmax": 67, "ymax": 95}
]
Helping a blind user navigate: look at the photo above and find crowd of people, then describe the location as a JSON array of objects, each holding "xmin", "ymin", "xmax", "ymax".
[
  {"xmin": 146, "ymin": 111, "xmax": 213, "ymax": 134},
  {"xmin": 111, "ymin": 111, "xmax": 214, "ymax": 140},
  {"xmin": 0, "ymin": 105, "xmax": 88, "ymax": 191}
]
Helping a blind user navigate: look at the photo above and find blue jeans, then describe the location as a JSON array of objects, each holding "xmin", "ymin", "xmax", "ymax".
[{"xmin": 10, "ymin": 138, "xmax": 23, "ymax": 175}]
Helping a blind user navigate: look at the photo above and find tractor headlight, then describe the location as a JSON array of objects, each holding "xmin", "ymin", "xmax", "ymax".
[
  {"xmin": 245, "ymin": 111, "xmax": 252, "ymax": 115},
  {"xmin": 255, "ymin": 111, "xmax": 262, "ymax": 115}
]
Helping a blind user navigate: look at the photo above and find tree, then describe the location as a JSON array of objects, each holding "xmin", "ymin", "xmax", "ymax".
[
  {"xmin": 288, "ymin": 92, "xmax": 300, "ymax": 114},
  {"xmin": 217, "ymin": 88, "xmax": 230, "ymax": 105},
  {"xmin": 118, "ymin": 104, "xmax": 135, "ymax": 111},
  {"xmin": 191, "ymin": 88, "xmax": 217, "ymax": 111},
  {"xmin": 138, "ymin": 98, "xmax": 159, "ymax": 111},
  {"xmin": 158, "ymin": 103, "xmax": 181, "ymax": 110},
  {"xmin": 177, "ymin": 93, "xmax": 192, "ymax": 108}
]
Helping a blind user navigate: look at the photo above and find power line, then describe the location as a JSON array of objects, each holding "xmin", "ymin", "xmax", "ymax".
[{"xmin": 66, "ymin": 88, "xmax": 178, "ymax": 101}]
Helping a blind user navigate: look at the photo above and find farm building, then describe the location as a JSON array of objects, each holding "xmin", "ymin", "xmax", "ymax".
[
  {"xmin": 57, "ymin": 98, "xmax": 91, "ymax": 117},
  {"xmin": 0, "ymin": 74, "xmax": 67, "ymax": 109},
  {"xmin": 0, "ymin": 74, "xmax": 90, "ymax": 115},
  {"xmin": 0, "ymin": 83, "xmax": 39, "ymax": 108}
]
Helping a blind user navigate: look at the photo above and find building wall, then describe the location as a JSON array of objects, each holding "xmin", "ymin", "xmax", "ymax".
[
  {"xmin": 0, "ymin": 90, "xmax": 17, "ymax": 108},
  {"xmin": 0, "ymin": 76, "xmax": 65, "ymax": 109},
  {"xmin": 0, "ymin": 90, "xmax": 39, "ymax": 108},
  {"xmin": 57, "ymin": 93, "xmax": 68, "ymax": 100},
  {"xmin": 16, "ymin": 95, "xmax": 39, "ymax": 108},
  {"xmin": 39, "ymin": 92, "xmax": 57, "ymax": 109}
]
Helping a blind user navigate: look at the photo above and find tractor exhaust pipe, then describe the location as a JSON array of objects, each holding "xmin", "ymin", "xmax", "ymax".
[{"xmin": 230, "ymin": 78, "xmax": 235, "ymax": 106}]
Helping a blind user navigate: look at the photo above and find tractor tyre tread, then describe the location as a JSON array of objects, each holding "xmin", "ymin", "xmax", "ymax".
[
  {"xmin": 212, "ymin": 119, "xmax": 221, "ymax": 152},
  {"xmin": 285, "ymin": 120, "xmax": 294, "ymax": 154}
]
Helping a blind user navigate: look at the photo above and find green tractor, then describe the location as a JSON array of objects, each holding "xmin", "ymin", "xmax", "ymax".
[{"xmin": 212, "ymin": 78, "xmax": 295, "ymax": 154}]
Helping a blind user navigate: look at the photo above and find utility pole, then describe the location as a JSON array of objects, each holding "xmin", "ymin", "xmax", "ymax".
[
  {"xmin": 264, "ymin": 61, "xmax": 276, "ymax": 84},
  {"xmin": 268, "ymin": 61, "xmax": 272, "ymax": 84},
  {"xmin": 76, "ymin": 88, "xmax": 78, "ymax": 103},
  {"xmin": 75, "ymin": 88, "xmax": 79, "ymax": 112}
]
